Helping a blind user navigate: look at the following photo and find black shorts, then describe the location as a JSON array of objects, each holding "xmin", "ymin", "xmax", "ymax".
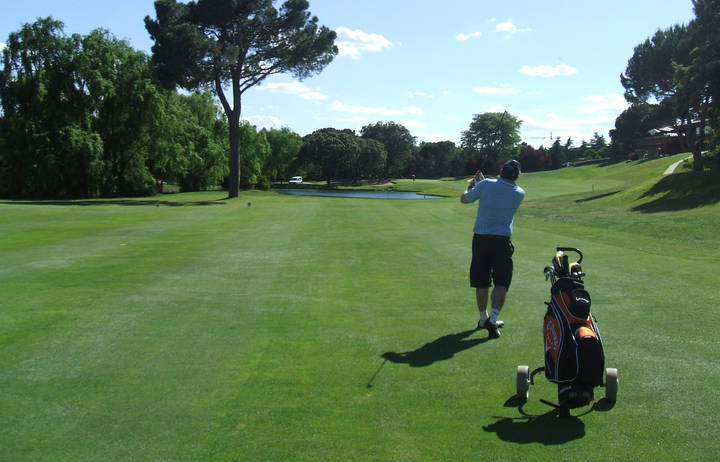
[{"xmin": 470, "ymin": 234, "xmax": 515, "ymax": 289}]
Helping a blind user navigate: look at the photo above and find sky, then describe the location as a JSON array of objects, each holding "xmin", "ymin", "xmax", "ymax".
[{"xmin": 1, "ymin": 0, "xmax": 697, "ymax": 147}]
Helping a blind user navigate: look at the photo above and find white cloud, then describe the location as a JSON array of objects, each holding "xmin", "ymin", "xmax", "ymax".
[
  {"xmin": 483, "ymin": 104, "xmax": 508, "ymax": 113},
  {"xmin": 397, "ymin": 120, "xmax": 426, "ymax": 129},
  {"xmin": 520, "ymin": 64, "xmax": 578, "ymax": 78},
  {"xmin": 519, "ymin": 110, "xmax": 617, "ymax": 144},
  {"xmin": 300, "ymin": 91, "xmax": 330, "ymax": 101},
  {"xmin": 573, "ymin": 93, "xmax": 628, "ymax": 114},
  {"xmin": 256, "ymin": 82, "xmax": 329, "ymax": 100},
  {"xmin": 415, "ymin": 131, "xmax": 453, "ymax": 143},
  {"xmin": 456, "ymin": 31, "xmax": 482, "ymax": 41},
  {"xmin": 242, "ymin": 115, "xmax": 286, "ymax": 130},
  {"xmin": 408, "ymin": 91, "xmax": 434, "ymax": 99},
  {"xmin": 332, "ymin": 100, "xmax": 424, "ymax": 117},
  {"xmin": 496, "ymin": 20, "xmax": 532, "ymax": 34},
  {"xmin": 472, "ymin": 86, "xmax": 522, "ymax": 95},
  {"xmin": 335, "ymin": 27, "xmax": 393, "ymax": 58}
]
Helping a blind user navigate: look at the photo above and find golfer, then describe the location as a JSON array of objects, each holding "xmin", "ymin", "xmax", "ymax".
[{"xmin": 461, "ymin": 159, "xmax": 525, "ymax": 338}]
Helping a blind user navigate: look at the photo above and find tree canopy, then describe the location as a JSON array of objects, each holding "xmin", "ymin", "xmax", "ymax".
[
  {"xmin": 0, "ymin": 17, "xmax": 228, "ymax": 198},
  {"xmin": 145, "ymin": 0, "xmax": 338, "ymax": 198},
  {"xmin": 360, "ymin": 121, "xmax": 416, "ymax": 179},
  {"xmin": 460, "ymin": 112, "xmax": 522, "ymax": 164},
  {"xmin": 618, "ymin": 0, "xmax": 720, "ymax": 170},
  {"xmin": 297, "ymin": 128, "xmax": 357, "ymax": 185}
]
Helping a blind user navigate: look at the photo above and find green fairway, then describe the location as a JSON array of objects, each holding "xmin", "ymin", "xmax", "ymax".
[{"xmin": 2, "ymin": 153, "xmax": 719, "ymax": 461}]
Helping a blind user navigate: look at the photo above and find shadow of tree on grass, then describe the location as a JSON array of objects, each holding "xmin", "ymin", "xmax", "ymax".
[
  {"xmin": 632, "ymin": 170, "xmax": 720, "ymax": 213},
  {"xmin": 382, "ymin": 329, "xmax": 490, "ymax": 367},
  {"xmin": 0, "ymin": 199, "xmax": 226, "ymax": 207}
]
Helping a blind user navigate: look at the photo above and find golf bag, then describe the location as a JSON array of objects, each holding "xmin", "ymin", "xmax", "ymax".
[{"xmin": 543, "ymin": 248, "xmax": 605, "ymax": 408}]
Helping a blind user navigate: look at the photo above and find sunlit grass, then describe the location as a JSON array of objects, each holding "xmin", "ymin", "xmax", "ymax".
[{"xmin": 1, "ymin": 154, "xmax": 718, "ymax": 460}]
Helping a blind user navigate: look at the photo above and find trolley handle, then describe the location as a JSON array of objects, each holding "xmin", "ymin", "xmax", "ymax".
[{"xmin": 556, "ymin": 247, "xmax": 583, "ymax": 264}]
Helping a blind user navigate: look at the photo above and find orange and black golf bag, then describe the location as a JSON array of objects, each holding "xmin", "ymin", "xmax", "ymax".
[{"xmin": 543, "ymin": 247, "xmax": 605, "ymax": 408}]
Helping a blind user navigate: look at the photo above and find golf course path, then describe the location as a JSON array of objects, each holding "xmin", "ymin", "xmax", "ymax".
[{"xmin": 664, "ymin": 155, "xmax": 693, "ymax": 174}]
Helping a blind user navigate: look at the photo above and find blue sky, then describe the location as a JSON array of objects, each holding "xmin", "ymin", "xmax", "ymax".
[{"xmin": 1, "ymin": 0, "xmax": 696, "ymax": 146}]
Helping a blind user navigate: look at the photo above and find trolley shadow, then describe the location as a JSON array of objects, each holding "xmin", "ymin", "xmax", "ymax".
[
  {"xmin": 483, "ymin": 410, "xmax": 586, "ymax": 445},
  {"xmin": 483, "ymin": 393, "xmax": 615, "ymax": 445}
]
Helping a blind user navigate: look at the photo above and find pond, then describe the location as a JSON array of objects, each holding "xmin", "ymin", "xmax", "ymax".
[{"xmin": 276, "ymin": 188, "xmax": 443, "ymax": 200}]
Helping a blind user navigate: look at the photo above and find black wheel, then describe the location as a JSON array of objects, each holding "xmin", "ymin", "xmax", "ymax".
[
  {"xmin": 605, "ymin": 368, "xmax": 618, "ymax": 402},
  {"xmin": 516, "ymin": 365, "xmax": 530, "ymax": 400}
]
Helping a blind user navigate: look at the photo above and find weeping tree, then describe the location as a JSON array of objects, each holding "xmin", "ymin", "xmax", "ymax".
[{"xmin": 145, "ymin": 0, "xmax": 337, "ymax": 197}]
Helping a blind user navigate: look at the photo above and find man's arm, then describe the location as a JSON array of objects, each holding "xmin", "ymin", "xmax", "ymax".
[{"xmin": 462, "ymin": 171, "xmax": 484, "ymax": 203}]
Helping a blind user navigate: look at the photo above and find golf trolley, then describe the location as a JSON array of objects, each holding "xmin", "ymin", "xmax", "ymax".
[{"xmin": 516, "ymin": 247, "xmax": 618, "ymax": 417}]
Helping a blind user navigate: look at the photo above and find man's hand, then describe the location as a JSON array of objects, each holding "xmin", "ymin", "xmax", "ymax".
[{"xmin": 461, "ymin": 193, "xmax": 469, "ymax": 203}]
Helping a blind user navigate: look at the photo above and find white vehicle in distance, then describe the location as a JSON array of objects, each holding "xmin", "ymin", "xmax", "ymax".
[{"xmin": 289, "ymin": 176, "xmax": 303, "ymax": 184}]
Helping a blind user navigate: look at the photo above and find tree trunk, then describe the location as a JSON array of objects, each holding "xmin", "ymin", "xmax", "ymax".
[
  {"xmin": 692, "ymin": 146, "xmax": 704, "ymax": 171},
  {"xmin": 228, "ymin": 119, "xmax": 240, "ymax": 198},
  {"xmin": 687, "ymin": 121, "xmax": 705, "ymax": 172},
  {"xmin": 215, "ymin": 75, "xmax": 241, "ymax": 198}
]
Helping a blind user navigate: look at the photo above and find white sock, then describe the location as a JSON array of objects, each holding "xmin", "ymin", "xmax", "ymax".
[
  {"xmin": 479, "ymin": 311, "xmax": 489, "ymax": 323},
  {"xmin": 490, "ymin": 308, "xmax": 500, "ymax": 324}
]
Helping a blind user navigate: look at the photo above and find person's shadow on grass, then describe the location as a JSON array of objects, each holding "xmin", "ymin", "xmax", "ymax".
[{"xmin": 382, "ymin": 329, "xmax": 489, "ymax": 367}]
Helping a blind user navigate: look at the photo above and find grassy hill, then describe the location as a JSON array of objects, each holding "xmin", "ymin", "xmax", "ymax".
[{"xmin": 1, "ymin": 153, "xmax": 718, "ymax": 461}]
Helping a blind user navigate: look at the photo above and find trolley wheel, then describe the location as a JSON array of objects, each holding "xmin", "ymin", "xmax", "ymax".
[
  {"xmin": 516, "ymin": 365, "xmax": 530, "ymax": 400},
  {"xmin": 605, "ymin": 368, "xmax": 618, "ymax": 402}
]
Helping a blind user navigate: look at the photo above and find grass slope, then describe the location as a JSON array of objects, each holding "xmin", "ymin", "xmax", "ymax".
[{"xmin": 1, "ymin": 153, "xmax": 718, "ymax": 461}]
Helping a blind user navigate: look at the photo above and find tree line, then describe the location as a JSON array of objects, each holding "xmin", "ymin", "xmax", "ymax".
[
  {"xmin": 0, "ymin": 18, "xmax": 229, "ymax": 198},
  {"xmin": 2, "ymin": 0, "xmax": 717, "ymax": 199}
]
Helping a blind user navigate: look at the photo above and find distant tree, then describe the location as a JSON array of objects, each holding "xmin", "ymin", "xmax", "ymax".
[
  {"xmin": 176, "ymin": 92, "xmax": 229, "ymax": 191},
  {"xmin": 147, "ymin": 91, "xmax": 192, "ymax": 190},
  {"xmin": 0, "ymin": 18, "xmax": 163, "ymax": 197},
  {"xmin": 237, "ymin": 122, "xmax": 270, "ymax": 188},
  {"xmin": 360, "ymin": 121, "xmax": 416, "ymax": 178},
  {"xmin": 264, "ymin": 127, "xmax": 303, "ymax": 183},
  {"xmin": 0, "ymin": 17, "xmax": 235, "ymax": 198},
  {"xmin": 415, "ymin": 141, "xmax": 457, "ymax": 177},
  {"xmin": 460, "ymin": 112, "xmax": 521, "ymax": 164},
  {"xmin": 0, "ymin": 18, "xmax": 91, "ymax": 197},
  {"xmin": 80, "ymin": 29, "xmax": 164, "ymax": 196},
  {"xmin": 145, "ymin": 0, "xmax": 338, "ymax": 198},
  {"xmin": 548, "ymin": 138, "xmax": 566, "ymax": 169},
  {"xmin": 683, "ymin": 0, "xmax": 720, "ymax": 155},
  {"xmin": 621, "ymin": 22, "xmax": 708, "ymax": 170},
  {"xmin": 590, "ymin": 132, "xmax": 607, "ymax": 149},
  {"xmin": 298, "ymin": 128, "xmax": 357, "ymax": 185},
  {"xmin": 356, "ymin": 137, "xmax": 387, "ymax": 182},
  {"xmin": 518, "ymin": 143, "xmax": 550, "ymax": 172},
  {"xmin": 610, "ymin": 103, "xmax": 663, "ymax": 156}
]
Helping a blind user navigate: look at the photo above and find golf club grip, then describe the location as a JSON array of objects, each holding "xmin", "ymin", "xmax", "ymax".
[{"xmin": 556, "ymin": 247, "xmax": 583, "ymax": 264}]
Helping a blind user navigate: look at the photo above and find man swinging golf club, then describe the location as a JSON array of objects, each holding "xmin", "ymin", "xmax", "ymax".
[{"xmin": 461, "ymin": 159, "xmax": 525, "ymax": 338}]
